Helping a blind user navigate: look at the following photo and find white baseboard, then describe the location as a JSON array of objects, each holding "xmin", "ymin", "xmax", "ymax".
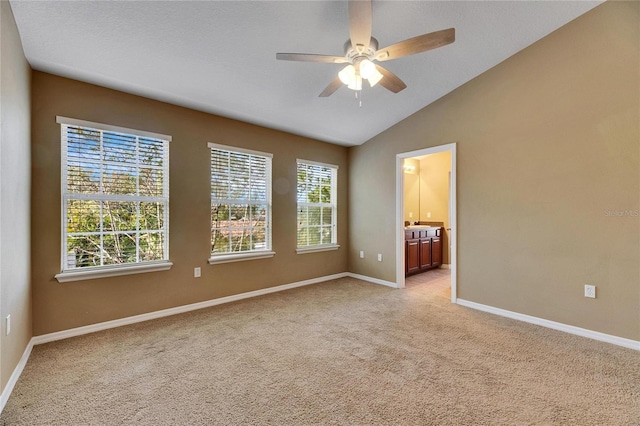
[
  {"xmin": 33, "ymin": 272, "xmax": 349, "ymax": 345},
  {"xmin": 456, "ymin": 299, "xmax": 640, "ymax": 351},
  {"xmin": 346, "ymin": 273, "xmax": 398, "ymax": 288},
  {"xmin": 0, "ymin": 338, "xmax": 34, "ymax": 414}
]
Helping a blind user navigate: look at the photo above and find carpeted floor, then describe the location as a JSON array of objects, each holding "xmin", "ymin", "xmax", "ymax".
[{"xmin": 2, "ymin": 272, "xmax": 638, "ymax": 425}]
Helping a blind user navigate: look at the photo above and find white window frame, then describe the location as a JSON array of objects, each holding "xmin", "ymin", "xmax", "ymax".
[
  {"xmin": 296, "ymin": 159, "xmax": 339, "ymax": 254},
  {"xmin": 208, "ymin": 143, "xmax": 275, "ymax": 264},
  {"xmin": 55, "ymin": 116, "xmax": 172, "ymax": 283}
]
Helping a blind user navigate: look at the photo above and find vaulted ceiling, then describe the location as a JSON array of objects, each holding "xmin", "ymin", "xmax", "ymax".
[{"xmin": 10, "ymin": 1, "xmax": 602, "ymax": 146}]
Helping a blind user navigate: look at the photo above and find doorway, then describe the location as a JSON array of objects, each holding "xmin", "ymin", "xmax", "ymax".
[{"xmin": 395, "ymin": 143, "xmax": 457, "ymax": 302}]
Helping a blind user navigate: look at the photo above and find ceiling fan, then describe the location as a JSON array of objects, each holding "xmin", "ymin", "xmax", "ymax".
[{"xmin": 276, "ymin": 0, "xmax": 455, "ymax": 97}]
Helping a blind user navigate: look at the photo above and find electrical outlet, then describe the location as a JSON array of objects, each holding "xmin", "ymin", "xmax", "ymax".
[
  {"xmin": 359, "ymin": 251, "xmax": 364, "ymax": 259},
  {"xmin": 377, "ymin": 253, "xmax": 382, "ymax": 262},
  {"xmin": 194, "ymin": 267, "xmax": 201, "ymax": 278},
  {"xmin": 427, "ymin": 212, "xmax": 432, "ymax": 218},
  {"xmin": 584, "ymin": 284, "xmax": 596, "ymax": 299},
  {"xmin": 6, "ymin": 315, "xmax": 10, "ymax": 336}
]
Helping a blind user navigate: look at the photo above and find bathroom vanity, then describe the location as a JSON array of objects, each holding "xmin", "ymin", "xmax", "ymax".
[{"xmin": 404, "ymin": 226, "xmax": 443, "ymax": 276}]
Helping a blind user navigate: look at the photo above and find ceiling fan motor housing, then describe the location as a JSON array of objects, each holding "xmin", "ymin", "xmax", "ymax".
[{"xmin": 344, "ymin": 37, "xmax": 379, "ymax": 64}]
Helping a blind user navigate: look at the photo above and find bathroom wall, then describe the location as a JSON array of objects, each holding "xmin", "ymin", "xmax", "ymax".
[
  {"xmin": 403, "ymin": 158, "xmax": 420, "ymax": 223},
  {"xmin": 419, "ymin": 151, "xmax": 451, "ymax": 264}
]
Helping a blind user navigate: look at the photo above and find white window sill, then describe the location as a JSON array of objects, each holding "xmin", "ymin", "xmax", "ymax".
[
  {"xmin": 208, "ymin": 251, "xmax": 276, "ymax": 265},
  {"xmin": 296, "ymin": 244, "xmax": 340, "ymax": 254},
  {"xmin": 55, "ymin": 261, "xmax": 173, "ymax": 283}
]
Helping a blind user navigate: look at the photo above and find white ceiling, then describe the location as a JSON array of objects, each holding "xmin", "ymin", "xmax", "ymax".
[{"xmin": 10, "ymin": 0, "xmax": 602, "ymax": 146}]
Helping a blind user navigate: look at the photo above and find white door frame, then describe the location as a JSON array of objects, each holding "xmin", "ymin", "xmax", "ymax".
[{"xmin": 395, "ymin": 143, "xmax": 457, "ymax": 302}]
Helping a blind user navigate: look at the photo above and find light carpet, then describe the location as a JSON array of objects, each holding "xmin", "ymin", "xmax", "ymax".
[{"xmin": 1, "ymin": 272, "xmax": 638, "ymax": 425}]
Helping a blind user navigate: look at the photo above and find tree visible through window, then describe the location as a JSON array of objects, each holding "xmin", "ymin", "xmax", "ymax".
[
  {"xmin": 297, "ymin": 160, "xmax": 338, "ymax": 248},
  {"xmin": 209, "ymin": 144, "xmax": 272, "ymax": 256},
  {"xmin": 59, "ymin": 118, "xmax": 170, "ymax": 271}
]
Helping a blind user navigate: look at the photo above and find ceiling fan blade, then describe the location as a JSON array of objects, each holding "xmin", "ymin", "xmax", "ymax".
[
  {"xmin": 375, "ymin": 28, "xmax": 455, "ymax": 61},
  {"xmin": 348, "ymin": 0, "xmax": 373, "ymax": 53},
  {"xmin": 319, "ymin": 77, "xmax": 343, "ymax": 97},
  {"xmin": 276, "ymin": 53, "xmax": 348, "ymax": 64},
  {"xmin": 375, "ymin": 65, "xmax": 407, "ymax": 93}
]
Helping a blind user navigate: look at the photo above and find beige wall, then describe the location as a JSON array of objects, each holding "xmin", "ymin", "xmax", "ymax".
[
  {"xmin": 348, "ymin": 1, "xmax": 639, "ymax": 340},
  {"xmin": 403, "ymin": 158, "xmax": 420, "ymax": 223},
  {"xmin": 419, "ymin": 151, "xmax": 451, "ymax": 264},
  {"xmin": 31, "ymin": 72, "xmax": 348, "ymax": 335},
  {"xmin": 419, "ymin": 152, "xmax": 450, "ymax": 224},
  {"xmin": 0, "ymin": 1, "xmax": 32, "ymax": 391}
]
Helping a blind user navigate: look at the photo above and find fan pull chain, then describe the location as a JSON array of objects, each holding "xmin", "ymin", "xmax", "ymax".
[{"xmin": 355, "ymin": 90, "xmax": 362, "ymax": 108}]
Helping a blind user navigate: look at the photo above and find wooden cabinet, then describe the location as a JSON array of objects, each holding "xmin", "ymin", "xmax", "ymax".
[
  {"xmin": 406, "ymin": 239, "xmax": 420, "ymax": 274},
  {"xmin": 404, "ymin": 227, "xmax": 443, "ymax": 276},
  {"xmin": 431, "ymin": 237, "xmax": 442, "ymax": 267},
  {"xmin": 419, "ymin": 238, "xmax": 432, "ymax": 269}
]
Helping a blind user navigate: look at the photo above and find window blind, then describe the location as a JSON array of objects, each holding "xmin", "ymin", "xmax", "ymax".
[
  {"xmin": 209, "ymin": 143, "xmax": 272, "ymax": 256},
  {"xmin": 296, "ymin": 160, "xmax": 338, "ymax": 248},
  {"xmin": 60, "ymin": 118, "xmax": 170, "ymax": 271}
]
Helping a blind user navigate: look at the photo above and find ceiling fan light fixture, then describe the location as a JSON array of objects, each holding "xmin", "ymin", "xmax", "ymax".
[
  {"xmin": 338, "ymin": 64, "xmax": 356, "ymax": 85},
  {"xmin": 339, "ymin": 64, "xmax": 363, "ymax": 91},
  {"xmin": 367, "ymin": 68, "xmax": 383, "ymax": 87},
  {"xmin": 359, "ymin": 59, "xmax": 375, "ymax": 79}
]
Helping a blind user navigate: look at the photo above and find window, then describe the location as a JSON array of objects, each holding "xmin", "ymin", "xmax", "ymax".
[
  {"xmin": 56, "ymin": 117, "xmax": 171, "ymax": 282},
  {"xmin": 296, "ymin": 160, "xmax": 339, "ymax": 253},
  {"xmin": 209, "ymin": 143, "xmax": 274, "ymax": 264}
]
